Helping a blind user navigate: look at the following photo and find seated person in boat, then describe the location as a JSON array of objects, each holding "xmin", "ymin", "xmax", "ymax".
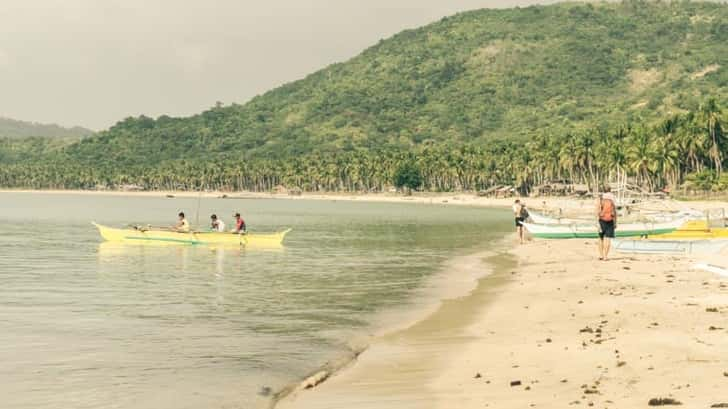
[
  {"xmin": 232, "ymin": 212, "xmax": 247, "ymax": 234},
  {"xmin": 175, "ymin": 212, "xmax": 190, "ymax": 232},
  {"xmin": 210, "ymin": 214, "xmax": 225, "ymax": 232}
]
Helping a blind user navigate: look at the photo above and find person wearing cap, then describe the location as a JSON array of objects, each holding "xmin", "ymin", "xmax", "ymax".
[
  {"xmin": 210, "ymin": 214, "xmax": 226, "ymax": 232},
  {"xmin": 232, "ymin": 212, "xmax": 247, "ymax": 234},
  {"xmin": 175, "ymin": 212, "xmax": 190, "ymax": 233}
]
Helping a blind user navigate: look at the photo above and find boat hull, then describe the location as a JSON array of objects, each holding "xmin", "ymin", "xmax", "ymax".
[
  {"xmin": 649, "ymin": 220, "xmax": 728, "ymax": 239},
  {"xmin": 93, "ymin": 223, "xmax": 290, "ymax": 247},
  {"xmin": 613, "ymin": 239, "xmax": 728, "ymax": 255},
  {"xmin": 522, "ymin": 218, "xmax": 686, "ymax": 239}
]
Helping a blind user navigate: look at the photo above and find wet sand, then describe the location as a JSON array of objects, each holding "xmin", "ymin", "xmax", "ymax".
[{"xmin": 277, "ymin": 239, "xmax": 728, "ymax": 409}]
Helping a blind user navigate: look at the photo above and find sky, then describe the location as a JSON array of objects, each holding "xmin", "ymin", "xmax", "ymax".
[{"xmin": 0, "ymin": 0, "xmax": 561, "ymax": 130}]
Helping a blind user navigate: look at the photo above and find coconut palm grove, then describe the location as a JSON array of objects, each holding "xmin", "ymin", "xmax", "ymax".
[{"xmin": 1, "ymin": 0, "xmax": 727, "ymax": 193}]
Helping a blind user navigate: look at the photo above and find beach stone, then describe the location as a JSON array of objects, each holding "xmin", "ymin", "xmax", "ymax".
[
  {"xmin": 474, "ymin": 372, "xmax": 482, "ymax": 379},
  {"xmin": 648, "ymin": 397, "xmax": 682, "ymax": 406}
]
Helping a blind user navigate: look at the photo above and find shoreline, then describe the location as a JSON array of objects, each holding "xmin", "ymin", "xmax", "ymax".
[
  {"xmin": 274, "ymin": 244, "xmax": 516, "ymax": 409},
  {"xmin": 275, "ymin": 239, "xmax": 728, "ymax": 409},
  {"xmin": 3, "ymin": 188, "xmax": 728, "ymax": 214},
  {"xmin": 270, "ymin": 237, "xmax": 515, "ymax": 409}
]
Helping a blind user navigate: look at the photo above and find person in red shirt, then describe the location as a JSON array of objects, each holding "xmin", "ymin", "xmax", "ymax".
[{"xmin": 232, "ymin": 212, "xmax": 247, "ymax": 234}]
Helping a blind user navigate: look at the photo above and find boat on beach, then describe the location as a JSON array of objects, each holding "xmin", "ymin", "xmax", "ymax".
[
  {"xmin": 528, "ymin": 209, "xmax": 702, "ymax": 226},
  {"xmin": 92, "ymin": 222, "xmax": 291, "ymax": 247},
  {"xmin": 613, "ymin": 238, "xmax": 728, "ymax": 255},
  {"xmin": 522, "ymin": 217, "xmax": 687, "ymax": 239},
  {"xmin": 648, "ymin": 219, "xmax": 728, "ymax": 239}
]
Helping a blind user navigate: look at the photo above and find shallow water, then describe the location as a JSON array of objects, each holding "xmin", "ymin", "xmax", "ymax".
[{"xmin": 0, "ymin": 193, "xmax": 509, "ymax": 409}]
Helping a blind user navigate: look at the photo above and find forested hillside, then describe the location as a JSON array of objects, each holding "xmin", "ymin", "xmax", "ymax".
[
  {"xmin": 1, "ymin": 1, "xmax": 727, "ymax": 192},
  {"xmin": 0, "ymin": 117, "xmax": 92, "ymax": 139}
]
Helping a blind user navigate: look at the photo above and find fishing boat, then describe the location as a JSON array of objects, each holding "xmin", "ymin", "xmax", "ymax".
[
  {"xmin": 648, "ymin": 219, "xmax": 728, "ymax": 239},
  {"xmin": 529, "ymin": 210, "xmax": 702, "ymax": 226},
  {"xmin": 613, "ymin": 238, "xmax": 728, "ymax": 255},
  {"xmin": 93, "ymin": 222, "xmax": 291, "ymax": 247},
  {"xmin": 528, "ymin": 211, "xmax": 579, "ymax": 225},
  {"xmin": 521, "ymin": 217, "xmax": 686, "ymax": 239}
]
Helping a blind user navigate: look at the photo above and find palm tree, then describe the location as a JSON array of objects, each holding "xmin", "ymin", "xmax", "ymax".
[{"xmin": 696, "ymin": 98, "xmax": 725, "ymax": 175}]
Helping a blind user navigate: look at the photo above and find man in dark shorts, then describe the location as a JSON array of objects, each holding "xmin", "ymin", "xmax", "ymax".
[
  {"xmin": 513, "ymin": 199, "xmax": 528, "ymax": 244},
  {"xmin": 597, "ymin": 188, "xmax": 617, "ymax": 261}
]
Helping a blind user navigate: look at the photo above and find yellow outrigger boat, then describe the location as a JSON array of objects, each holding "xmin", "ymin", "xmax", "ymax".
[
  {"xmin": 650, "ymin": 219, "xmax": 728, "ymax": 239},
  {"xmin": 93, "ymin": 222, "xmax": 291, "ymax": 247}
]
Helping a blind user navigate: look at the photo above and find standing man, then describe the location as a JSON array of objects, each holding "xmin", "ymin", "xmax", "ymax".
[
  {"xmin": 232, "ymin": 212, "xmax": 247, "ymax": 234},
  {"xmin": 597, "ymin": 187, "xmax": 617, "ymax": 261},
  {"xmin": 513, "ymin": 199, "xmax": 527, "ymax": 244}
]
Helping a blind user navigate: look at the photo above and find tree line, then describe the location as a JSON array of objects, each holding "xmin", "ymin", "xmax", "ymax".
[{"xmin": 0, "ymin": 99, "xmax": 725, "ymax": 194}]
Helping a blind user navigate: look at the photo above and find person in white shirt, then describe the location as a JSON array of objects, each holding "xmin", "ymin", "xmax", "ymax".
[
  {"xmin": 513, "ymin": 199, "xmax": 527, "ymax": 244},
  {"xmin": 175, "ymin": 212, "xmax": 190, "ymax": 233},
  {"xmin": 210, "ymin": 214, "xmax": 226, "ymax": 232}
]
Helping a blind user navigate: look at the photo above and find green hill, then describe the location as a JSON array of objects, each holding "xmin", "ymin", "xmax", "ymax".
[
  {"xmin": 2, "ymin": 0, "xmax": 728, "ymax": 192},
  {"xmin": 68, "ymin": 0, "xmax": 727, "ymax": 163},
  {"xmin": 0, "ymin": 117, "xmax": 92, "ymax": 139}
]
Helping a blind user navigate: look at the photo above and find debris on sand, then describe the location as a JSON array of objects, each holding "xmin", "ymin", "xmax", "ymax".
[
  {"xmin": 648, "ymin": 398, "xmax": 682, "ymax": 406},
  {"xmin": 706, "ymin": 307, "xmax": 718, "ymax": 312},
  {"xmin": 474, "ymin": 372, "xmax": 482, "ymax": 379},
  {"xmin": 302, "ymin": 370, "xmax": 330, "ymax": 389},
  {"xmin": 510, "ymin": 380, "xmax": 522, "ymax": 387},
  {"xmin": 710, "ymin": 404, "xmax": 728, "ymax": 408}
]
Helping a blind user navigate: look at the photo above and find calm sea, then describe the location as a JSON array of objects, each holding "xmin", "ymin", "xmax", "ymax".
[{"xmin": 0, "ymin": 193, "xmax": 509, "ymax": 409}]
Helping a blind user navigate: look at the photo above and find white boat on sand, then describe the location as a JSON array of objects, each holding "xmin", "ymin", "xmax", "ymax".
[{"xmin": 522, "ymin": 217, "xmax": 687, "ymax": 239}]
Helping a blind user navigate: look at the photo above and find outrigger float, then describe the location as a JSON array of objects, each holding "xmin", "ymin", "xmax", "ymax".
[{"xmin": 93, "ymin": 222, "xmax": 291, "ymax": 247}]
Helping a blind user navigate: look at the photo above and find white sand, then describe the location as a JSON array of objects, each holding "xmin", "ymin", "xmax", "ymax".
[{"xmin": 278, "ymin": 240, "xmax": 728, "ymax": 408}]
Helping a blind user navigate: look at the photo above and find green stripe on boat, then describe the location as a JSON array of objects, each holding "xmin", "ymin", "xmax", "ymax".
[{"xmin": 124, "ymin": 236, "xmax": 203, "ymax": 244}]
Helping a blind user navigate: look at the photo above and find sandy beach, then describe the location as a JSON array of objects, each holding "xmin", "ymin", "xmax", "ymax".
[
  {"xmin": 3, "ymin": 188, "xmax": 727, "ymax": 216},
  {"xmin": 277, "ymin": 239, "xmax": 728, "ymax": 409}
]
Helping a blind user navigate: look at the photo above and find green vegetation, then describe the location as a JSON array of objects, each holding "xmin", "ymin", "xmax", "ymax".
[
  {"xmin": 1, "ymin": 1, "xmax": 727, "ymax": 193},
  {"xmin": 393, "ymin": 160, "xmax": 423, "ymax": 193},
  {"xmin": 0, "ymin": 117, "xmax": 92, "ymax": 139}
]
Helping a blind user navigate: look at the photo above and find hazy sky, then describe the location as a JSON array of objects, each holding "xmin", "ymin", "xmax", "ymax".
[{"xmin": 0, "ymin": 0, "xmax": 560, "ymax": 130}]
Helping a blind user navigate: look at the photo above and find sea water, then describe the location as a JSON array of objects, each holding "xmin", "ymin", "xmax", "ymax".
[{"xmin": 0, "ymin": 193, "xmax": 509, "ymax": 409}]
